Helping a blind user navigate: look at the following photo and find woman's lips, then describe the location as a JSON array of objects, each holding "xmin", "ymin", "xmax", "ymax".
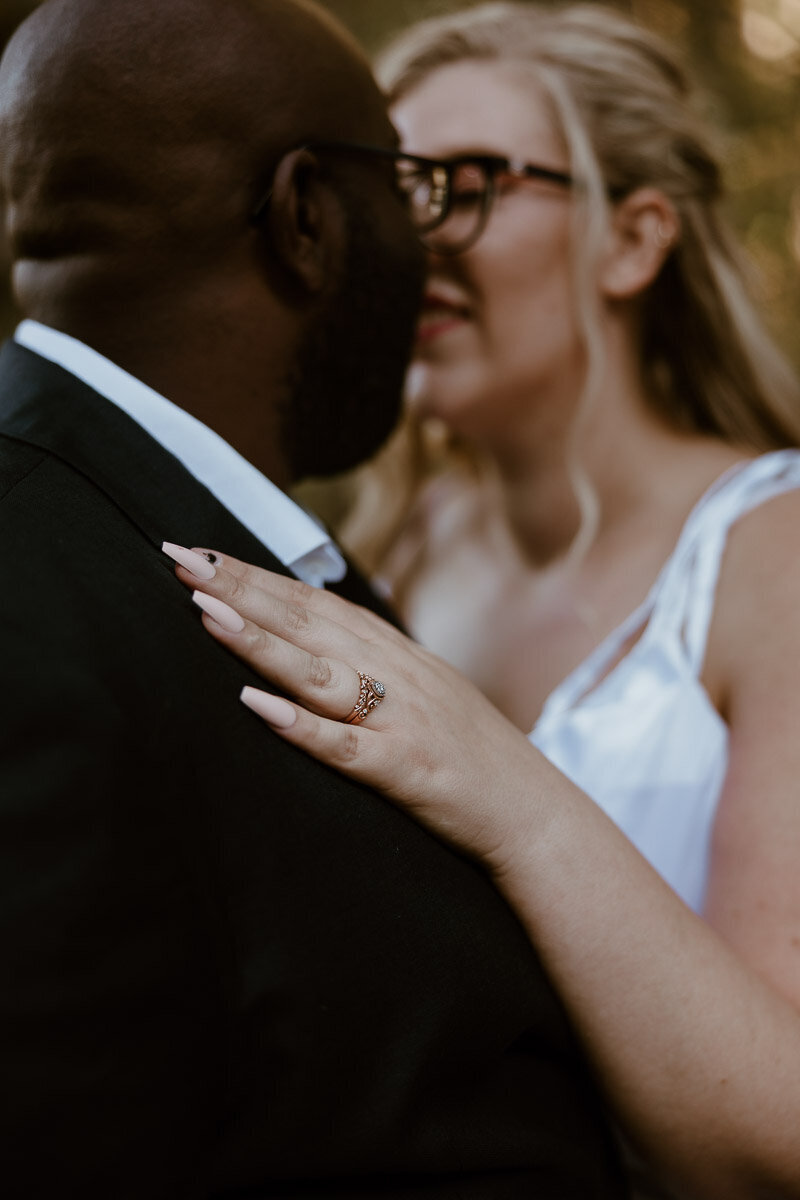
[{"xmin": 415, "ymin": 293, "xmax": 469, "ymax": 343}]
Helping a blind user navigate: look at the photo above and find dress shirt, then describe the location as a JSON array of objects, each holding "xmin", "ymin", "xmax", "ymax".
[{"xmin": 13, "ymin": 319, "xmax": 346, "ymax": 587}]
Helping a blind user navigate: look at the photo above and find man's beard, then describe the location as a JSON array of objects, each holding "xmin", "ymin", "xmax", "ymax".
[{"xmin": 282, "ymin": 207, "xmax": 424, "ymax": 481}]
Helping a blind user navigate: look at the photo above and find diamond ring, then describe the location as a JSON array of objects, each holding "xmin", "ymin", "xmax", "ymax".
[{"xmin": 343, "ymin": 671, "xmax": 386, "ymax": 724}]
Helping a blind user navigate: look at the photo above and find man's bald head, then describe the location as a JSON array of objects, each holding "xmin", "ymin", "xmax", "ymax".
[
  {"xmin": 0, "ymin": 0, "xmax": 423, "ymax": 485},
  {"xmin": 0, "ymin": 0, "xmax": 396, "ymax": 312}
]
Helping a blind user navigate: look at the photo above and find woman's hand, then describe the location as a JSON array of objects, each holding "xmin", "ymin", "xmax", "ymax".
[
  {"xmin": 163, "ymin": 540, "xmax": 800, "ymax": 1197},
  {"xmin": 163, "ymin": 543, "xmax": 545, "ymax": 872}
]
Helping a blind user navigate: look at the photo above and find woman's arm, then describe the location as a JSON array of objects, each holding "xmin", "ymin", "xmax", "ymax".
[
  {"xmin": 169, "ymin": 540, "xmax": 800, "ymax": 1198},
  {"xmin": 700, "ymin": 489, "xmax": 800, "ymax": 1010}
]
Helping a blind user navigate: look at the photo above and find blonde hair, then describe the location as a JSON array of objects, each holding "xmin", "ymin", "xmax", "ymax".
[{"xmin": 337, "ymin": 1, "xmax": 800, "ymax": 574}]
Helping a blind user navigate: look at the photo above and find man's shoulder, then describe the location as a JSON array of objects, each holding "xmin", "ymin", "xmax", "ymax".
[
  {"xmin": 0, "ymin": 433, "xmax": 49, "ymax": 501},
  {"xmin": 0, "ymin": 440, "xmax": 178, "ymax": 671},
  {"xmin": 0, "ymin": 433, "xmax": 140, "ymax": 551}
]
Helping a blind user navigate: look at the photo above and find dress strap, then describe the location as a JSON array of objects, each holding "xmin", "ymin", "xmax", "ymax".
[
  {"xmin": 643, "ymin": 450, "xmax": 800, "ymax": 673},
  {"xmin": 535, "ymin": 450, "xmax": 800, "ymax": 723}
]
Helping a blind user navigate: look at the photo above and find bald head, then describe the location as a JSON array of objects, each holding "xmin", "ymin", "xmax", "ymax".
[
  {"xmin": 0, "ymin": 0, "xmax": 396, "ymax": 316},
  {"xmin": 0, "ymin": 0, "xmax": 423, "ymax": 486}
]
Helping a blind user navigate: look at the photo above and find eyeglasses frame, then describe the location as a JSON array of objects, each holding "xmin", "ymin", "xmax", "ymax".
[
  {"xmin": 424, "ymin": 153, "xmax": 574, "ymax": 253},
  {"xmin": 250, "ymin": 139, "xmax": 576, "ymax": 254},
  {"xmin": 250, "ymin": 140, "xmax": 454, "ymax": 227}
]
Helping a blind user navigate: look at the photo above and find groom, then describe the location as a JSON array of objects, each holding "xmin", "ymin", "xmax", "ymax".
[{"xmin": 0, "ymin": 1, "xmax": 624, "ymax": 1196}]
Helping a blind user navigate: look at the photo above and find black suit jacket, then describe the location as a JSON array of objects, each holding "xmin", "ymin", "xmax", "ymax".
[{"xmin": 0, "ymin": 340, "xmax": 626, "ymax": 1199}]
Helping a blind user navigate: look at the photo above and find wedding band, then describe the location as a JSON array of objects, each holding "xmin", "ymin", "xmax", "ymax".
[{"xmin": 343, "ymin": 670, "xmax": 386, "ymax": 724}]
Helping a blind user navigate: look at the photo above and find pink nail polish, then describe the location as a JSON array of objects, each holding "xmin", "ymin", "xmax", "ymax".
[
  {"xmin": 192, "ymin": 590, "xmax": 245, "ymax": 633},
  {"xmin": 162, "ymin": 541, "xmax": 216, "ymax": 580},
  {"xmin": 240, "ymin": 687, "xmax": 297, "ymax": 728}
]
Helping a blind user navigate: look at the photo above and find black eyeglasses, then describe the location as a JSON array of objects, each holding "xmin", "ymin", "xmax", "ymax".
[
  {"xmin": 400, "ymin": 152, "xmax": 574, "ymax": 254},
  {"xmin": 251, "ymin": 140, "xmax": 574, "ymax": 255}
]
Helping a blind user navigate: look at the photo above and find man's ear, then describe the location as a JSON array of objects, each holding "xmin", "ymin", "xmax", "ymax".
[
  {"xmin": 599, "ymin": 187, "xmax": 680, "ymax": 301},
  {"xmin": 264, "ymin": 148, "xmax": 342, "ymax": 294}
]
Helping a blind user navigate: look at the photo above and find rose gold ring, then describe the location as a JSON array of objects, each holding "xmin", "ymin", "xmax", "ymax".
[{"xmin": 343, "ymin": 670, "xmax": 386, "ymax": 724}]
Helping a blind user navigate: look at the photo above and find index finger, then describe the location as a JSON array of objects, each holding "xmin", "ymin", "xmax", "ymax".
[{"xmin": 162, "ymin": 542, "xmax": 402, "ymax": 655}]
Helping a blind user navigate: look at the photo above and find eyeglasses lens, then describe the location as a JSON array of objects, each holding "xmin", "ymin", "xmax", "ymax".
[
  {"xmin": 397, "ymin": 159, "xmax": 489, "ymax": 254},
  {"xmin": 397, "ymin": 162, "xmax": 446, "ymax": 232}
]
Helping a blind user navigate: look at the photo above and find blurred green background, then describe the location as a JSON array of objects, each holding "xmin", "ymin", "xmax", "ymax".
[{"xmin": 1, "ymin": 0, "xmax": 798, "ymax": 366}]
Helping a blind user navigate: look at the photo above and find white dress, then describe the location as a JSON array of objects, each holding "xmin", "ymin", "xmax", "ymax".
[{"xmin": 529, "ymin": 450, "xmax": 800, "ymax": 913}]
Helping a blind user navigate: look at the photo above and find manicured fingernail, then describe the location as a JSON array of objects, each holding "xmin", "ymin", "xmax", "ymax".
[
  {"xmin": 193, "ymin": 549, "xmax": 223, "ymax": 567},
  {"xmin": 162, "ymin": 541, "xmax": 216, "ymax": 580},
  {"xmin": 192, "ymin": 590, "xmax": 245, "ymax": 633},
  {"xmin": 240, "ymin": 686, "xmax": 297, "ymax": 728}
]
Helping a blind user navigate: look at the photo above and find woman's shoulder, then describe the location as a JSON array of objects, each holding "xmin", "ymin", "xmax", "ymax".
[
  {"xmin": 702, "ymin": 449, "xmax": 800, "ymax": 566},
  {"xmin": 718, "ymin": 469, "xmax": 800, "ymax": 591},
  {"xmin": 703, "ymin": 453, "xmax": 800, "ymax": 705},
  {"xmin": 662, "ymin": 448, "xmax": 800, "ymax": 591}
]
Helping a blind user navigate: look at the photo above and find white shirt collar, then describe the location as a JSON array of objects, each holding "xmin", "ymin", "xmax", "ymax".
[{"xmin": 14, "ymin": 319, "xmax": 347, "ymax": 587}]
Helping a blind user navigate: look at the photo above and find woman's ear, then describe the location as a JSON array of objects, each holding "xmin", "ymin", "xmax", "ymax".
[
  {"xmin": 599, "ymin": 187, "xmax": 680, "ymax": 301},
  {"xmin": 263, "ymin": 147, "xmax": 342, "ymax": 294}
]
